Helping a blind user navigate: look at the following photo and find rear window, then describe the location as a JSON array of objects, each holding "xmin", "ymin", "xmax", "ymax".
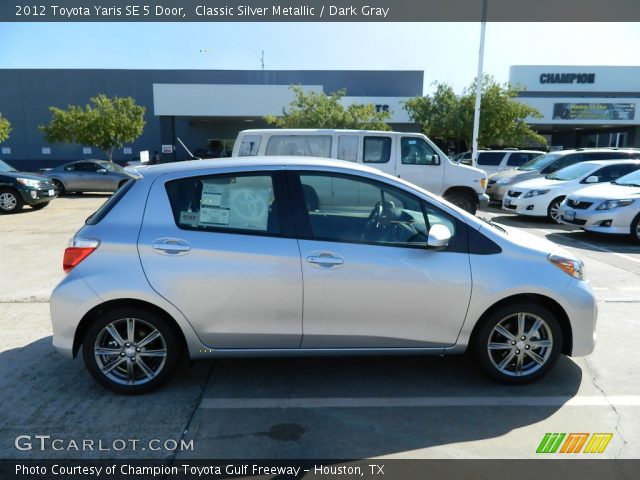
[
  {"xmin": 85, "ymin": 179, "xmax": 135, "ymax": 225},
  {"xmin": 237, "ymin": 135, "xmax": 261, "ymax": 156},
  {"xmin": 265, "ymin": 135, "xmax": 332, "ymax": 157},
  {"xmin": 477, "ymin": 152, "xmax": 506, "ymax": 166}
]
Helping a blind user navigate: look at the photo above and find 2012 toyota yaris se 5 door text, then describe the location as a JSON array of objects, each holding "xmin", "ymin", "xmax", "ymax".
[{"xmin": 50, "ymin": 158, "xmax": 597, "ymax": 394}]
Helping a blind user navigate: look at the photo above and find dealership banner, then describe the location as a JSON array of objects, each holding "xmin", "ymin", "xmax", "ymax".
[
  {"xmin": 2, "ymin": 0, "xmax": 640, "ymax": 22},
  {"xmin": 553, "ymin": 103, "xmax": 636, "ymax": 121},
  {"xmin": 2, "ymin": 459, "xmax": 640, "ymax": 480}
]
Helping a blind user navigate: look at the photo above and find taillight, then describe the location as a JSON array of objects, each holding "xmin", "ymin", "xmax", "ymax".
[{"xmin": 63, "ymin": 238, "xmax": 100, "ymax": 273}]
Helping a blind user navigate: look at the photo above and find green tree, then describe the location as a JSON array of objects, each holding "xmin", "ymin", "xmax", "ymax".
[
  {"xmin": 404, "ymin": 83, "xmax": 466, "ymax": 150},
  {"xmin": 460, "ymin": 75, "xmax": 546, "ymax": 148},
  {"xmin": 265, "ymin": 85, "xmax": 391, "ymax": 130},
  {"xmin": 404, "ymin": 76, "xmax": 546, "ymax": 151},
  {"xmin": 40, "ymin": 94, "xmax": 146, "ymax": 161},
  {"xmin": 0, "ymin": 114, "xmax": 11, "ymax": 143}
]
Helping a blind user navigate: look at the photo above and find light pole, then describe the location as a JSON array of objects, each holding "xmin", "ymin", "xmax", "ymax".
[{"xmin": 471, "ymin": 0, "xmax": 488, "ymax": 167}]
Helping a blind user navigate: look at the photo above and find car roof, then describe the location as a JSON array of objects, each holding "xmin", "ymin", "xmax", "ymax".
[
  {"xmin": 134, "ymin": 156, "xmax": 384, "ymax": 179},
  {"xmin": 240, "ymin": 128, "xmax": 423, "ymax": 135}
]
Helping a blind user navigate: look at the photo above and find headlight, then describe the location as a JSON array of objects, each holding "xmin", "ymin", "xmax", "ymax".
[
  {"xmin": 16, "ymin": 178, "xmax": 41, "ymax": 188},
  {"xmin": 548, "ymin": 254, "xmax": 584, "ymax": 280},
  {"xmin": 496, "ymin": 176, "xmax": 515, "ymax": 185},
  {"xmin": 523, "ymin": 189, "xmax": 550, "ymax": 198},
  {"xmin": 596, "ymin": 199, "xmax": 634, "ymax": 210}
]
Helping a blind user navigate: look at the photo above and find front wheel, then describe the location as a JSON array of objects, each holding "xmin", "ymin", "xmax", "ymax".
[
  {"xmin": 0, "ymin": 189, "xmax": 23, "ymax": 213},
  {"xmin": 82, "ymin": 308, "xmax": 181, "ymax": 394},
  {"xmin": 472, "ymin": 303, "xmax": 562, "ymax": 384},
  {"xmin": 52, "ymin": 179, "xmax": 66, "ymax": 196},
  {"xmin": 630, "ymin": 214, "xmax": 640, "ymax": 244},
  {"xmin": 444, "ymin": 192, "xmax": 477, "ymax": 215},
  {"xmin": 547, "ymin": 197, "xmax": 565, "ymax": 224}
]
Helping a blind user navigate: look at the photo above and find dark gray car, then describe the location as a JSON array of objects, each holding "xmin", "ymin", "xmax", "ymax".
[{"xmin": 43, "ymin": 160, "xmax": 135, "ymax": 195}]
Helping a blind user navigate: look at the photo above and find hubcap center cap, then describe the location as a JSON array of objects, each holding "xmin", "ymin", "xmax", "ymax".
[
  {"xmin": 516, "ymin": 341, "xmax": 525, "ymax": 349},
  {"xmin": 124, "ymin": 346, "xmax": 136, "ymax": 358}
]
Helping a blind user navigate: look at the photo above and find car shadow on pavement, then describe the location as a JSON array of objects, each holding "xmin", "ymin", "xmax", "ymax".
[
  {"xmin": 0, "ymin": 336, "xmax": 211, "ymax": 459},
  {"xmin": 178, "ymin": 354, "xmax": 583, "ymax": 459}
]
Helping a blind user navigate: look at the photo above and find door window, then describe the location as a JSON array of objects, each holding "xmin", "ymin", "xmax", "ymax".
[
  {"xmin": 165, "ymin": 173, "xmax": 281, "ymax": 235},
  {"xmin": 400, "ymin": 137, "xmax": 439, "ymax": 165},
  {"xmin": 297, "ymin": 172, "xmax": 458, "ymax": 248},
  {"xmin": 363, "ymin": 137, "xmax": 391, "ymax": 163},
  {"xmin": 265, "ymin": 135, "xmax": 332, "ymax": 157},
  {"xmin": 506, "ymin": 153, "xmax": 539, "ymax": 167},
  {"xmin": 337, "ymin": 135, "xmax": 359, "ymax": 162},
  {"xmin": 590, "ymin": 164, "xmax": 640, "ymax": 183}
]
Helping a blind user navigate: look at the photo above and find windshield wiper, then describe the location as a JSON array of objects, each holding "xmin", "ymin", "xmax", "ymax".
[{"xmin": 479, "ymin": 216, "xmax": 507, "ymax": 234}]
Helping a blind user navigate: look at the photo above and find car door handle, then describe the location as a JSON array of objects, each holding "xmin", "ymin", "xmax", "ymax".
[
  {"xmin": 151, "ymin": 239, "xmax": 191, "ymax": 255},
  {"xmin": 307, "ymin": 254, "xmax": 344, "ymax": 267}
]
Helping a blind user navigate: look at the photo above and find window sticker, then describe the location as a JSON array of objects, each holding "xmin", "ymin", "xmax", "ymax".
[
  {"xmin": 197, "ymin": 180, "xmax": 271, "ymax": 231},
  {"xmin": 179, "ymin": 211, "xmax": 198, "ymax": 226},
  {"xmin": 199, "ymin": 205, "xmax": 230, "ymax": 226}
]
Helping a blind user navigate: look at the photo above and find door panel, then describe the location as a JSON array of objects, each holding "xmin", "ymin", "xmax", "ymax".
[
  {"xmin": 299, "ymin": 239, "xmax": 472, "ymax": 348},
  {"xmin": 396, "ymin": 136, "xmax": 445, "ymax": 194},
  {"xmin": 138, "ymin": 171, "xmax": 303, "ymax": 349}
]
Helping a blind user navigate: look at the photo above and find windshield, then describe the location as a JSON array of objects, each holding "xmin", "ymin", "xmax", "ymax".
[
  {"xmin": 0, "ymin": 159, "xmax": 16, "ymax": 172},
  {"xmin": 546, "ymin": 162, "xmax": 596, "ymax": 181},
  {"xmin": 99, "ymin": 161, "xmax": 124, "ymax": 173},
  {"xmin": 614, "ymin": 169, "xmax": 640, "ymax": 187},
  {"xmin": 518, "ymin": 153, "xmax": 560, "ymax": 171}
]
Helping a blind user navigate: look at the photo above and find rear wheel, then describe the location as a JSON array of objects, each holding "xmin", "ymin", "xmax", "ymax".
[
  {"xmin": 473, "ymin": 302, "xmax": 562, "ymax": 384},
  {"xmin": 0, "ymin": 189, "xmax": 23, "ymax": 213},
  {"xmin": 547, "ymin": 197, "xmax": 565, "ymax": 224},
  {"xmin": 52, "ymin": 179, "xmax": 65, "ymax": 196},
  {"xmin": 444, "ymin": 192, "xmax": 477, "ymax": 215},
  {"xmin": 82, "ymin": 307, "xmax": 181, "ymax": 394}
]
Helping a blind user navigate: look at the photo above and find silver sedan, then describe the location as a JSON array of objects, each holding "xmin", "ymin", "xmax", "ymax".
[
  {"xmin": 50, "ymin": 157, "xmax": 597, "ymax": 394},
  {"xmin": 43, "ymin": 159, "xmax": 135, "ymax": 195}
]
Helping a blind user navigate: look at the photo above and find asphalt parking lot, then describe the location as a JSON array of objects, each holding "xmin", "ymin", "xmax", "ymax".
[{"xmin": 1, "ymin": 196, "xmax": 639, "ymax": 460}]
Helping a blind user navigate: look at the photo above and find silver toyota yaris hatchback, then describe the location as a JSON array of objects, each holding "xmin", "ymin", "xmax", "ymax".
[{"xmin": 50, "ymin": 158, "xmax": 597, "ymax": 394}]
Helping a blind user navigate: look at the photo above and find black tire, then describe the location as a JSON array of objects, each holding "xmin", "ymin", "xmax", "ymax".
[
  {"xmin": 630, "ymin": 214, "xmax": 640, "ymax": 244},
  {"xmin": 31, "ymin": 202, "xmax": 50, "ymax": 210},
  {"xmin": 472, "ymin": 302, "xmax": 562, "ymax": 384},
  {"xmin": 547, "ymin": 197, "xmax": 565, "ymax": 224},
  {"xmin": 82, "ymin": 307, "xmax": 182, "ymax": 394},
  {"xmin": 445, "ymin": 192, "xmax": 477, "ymax": 215},
  {"xmin": 0, "ymin": 188, "xmax": 24, "ymax": 213},
  {"xmin": 52, "ymin": 179, "xmax": 66, "ymax": 196}
]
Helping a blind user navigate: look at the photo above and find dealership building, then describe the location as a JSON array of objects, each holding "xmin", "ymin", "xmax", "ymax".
[
  {"xmin": 2, "ymin": 66, "xmax": 639, "ymax": 170},
  {"xmin": 0, "ymin": 69, "xmax": 421, "ymax": 170},
  {"xmin": 511, "ymin": 65, "xmax": 640, "ymax": 150}
]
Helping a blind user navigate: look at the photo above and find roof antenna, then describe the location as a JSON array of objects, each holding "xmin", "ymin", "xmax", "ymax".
[{"xmin": 176, "ymin": 137, "xmax": 201, "ymax": 160}]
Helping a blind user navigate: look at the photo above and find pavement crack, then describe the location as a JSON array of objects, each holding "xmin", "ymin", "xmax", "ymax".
[
  {"xmin": 167, "ymin": 360, "xmax": 216, "ymax": 465},
  {"xmin": 583, "ymin": 357, "xmax": 627, "ymax": 459}
]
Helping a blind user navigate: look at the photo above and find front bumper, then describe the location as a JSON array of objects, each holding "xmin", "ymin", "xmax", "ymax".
[
  {"xmin": 486, "ymin": 182, "xmax": 510, "ymax": 203},
  {"xmin": 477, "ymin": 193, "xmax": 490, "ymax": 210},
  {"xmin": 559, "ymin": 203, "xmax": 637, "ymax": 235},
  {"xmin": 562, "ymin": 278, "xmax": 598, "ymax": 357},
  {"xmin": 18, "ymin": 185, "xmax": 58, "ymax": 205},
  {"xmin": 502, "ymin": 194, "xmax": 549, "ymax": 217}
]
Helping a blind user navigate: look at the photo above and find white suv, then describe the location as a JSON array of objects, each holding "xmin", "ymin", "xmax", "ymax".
[{"xmin": 454, "ymin": 149, "xmax": 544, "ymax": 176}]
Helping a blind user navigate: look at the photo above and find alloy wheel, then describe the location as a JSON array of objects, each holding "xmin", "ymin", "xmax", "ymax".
[
  {"xmin": 0, "ymin": 192, "xmax": 17, "ymax": 211},
  {"xmin": 548, "ymin": 201, "xmax": 562, "ymax": 224},
  {"xmin": 487, "ymin": 312, "xmax": 554, "ymax": 377},
  {"xmin": 94, "ymin": 317, "xmax": 167, "ymax": 386}
]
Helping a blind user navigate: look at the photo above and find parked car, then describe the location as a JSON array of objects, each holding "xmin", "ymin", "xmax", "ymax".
[
  {"xmin": 486, "ymin": 148, "xmax": 640, "ymax": 203},
  {"xmin": 0, "ymin": 159, "xmax": 57, "ymax": 213},
  {"xmin": 454, "ymin": 149, "xmax": 544, "ymax": 176},
  {"xmin": 233, "ymin": 129, "xmax": 489, "ymax": 214},
  {"xmin": 502, "ymin": 160, "xmax": 640, "ymax": 223},
  {"xmin": 42, "ymin": 159, "xmax": 135, "ymax": 195},
  {"xmin": 559, "ymin": 168, "xmax": 640, "ymax": 242},
  {"xmin": 50, "ymin": 157, "xmax": 597, "ymax": 394}
]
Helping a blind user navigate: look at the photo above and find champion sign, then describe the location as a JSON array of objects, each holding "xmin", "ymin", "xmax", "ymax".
[{"xmin": 540, "ymin": 73, "xmax": 596, "ymax": 84}]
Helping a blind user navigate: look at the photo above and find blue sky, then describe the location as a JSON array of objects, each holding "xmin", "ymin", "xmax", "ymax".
[{"xmin": 1, "ymin": 22, "xmax": 639, "ymax": 94}]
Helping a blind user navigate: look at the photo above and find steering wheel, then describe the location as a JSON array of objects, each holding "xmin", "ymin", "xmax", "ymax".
[{"xmin": 362, "ymin": 201, "xmax": 393, "ymax": 241}]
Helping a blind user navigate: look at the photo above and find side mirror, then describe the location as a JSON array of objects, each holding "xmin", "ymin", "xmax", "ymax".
[
  {"xmin": 584, "ymin": 175, "xmax": 599, "ymax": 184},
  {"xmin": 431, "ymin": 154, "xmax": 440, "ymax": 165},
  {"xmin": 97, "ymin": 168, "xmax": 107, "ymax": 174},
  {"xmin": 427, "ymin": 224, "xmax": 452, "ymax": 249}
]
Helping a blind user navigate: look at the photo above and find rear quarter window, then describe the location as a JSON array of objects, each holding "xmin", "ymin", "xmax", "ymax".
[{"xmin": 85, "ymin": 179, "xmax": 135, "ymax": 225}]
